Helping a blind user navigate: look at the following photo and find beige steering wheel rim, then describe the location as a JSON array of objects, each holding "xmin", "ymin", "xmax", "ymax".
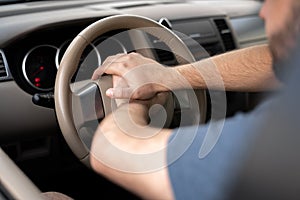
[{"xmin": 54, "ymin": 14, "xmax": 207, "ymax": 165}]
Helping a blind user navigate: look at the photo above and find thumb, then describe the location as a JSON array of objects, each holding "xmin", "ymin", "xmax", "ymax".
[{"xmin": 106, "ymin": 88, "xmax": 133, "ymax": 99}]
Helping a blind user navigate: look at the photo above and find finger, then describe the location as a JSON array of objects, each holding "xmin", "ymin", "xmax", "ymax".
[
  {"xmin": 92, "ymin": 61, "xmax": 127, "ymax": 80},
  {"xmin": 106, "ymin": 87, "xmax": 133, "ymax": 99},
  {"xmin": 102, "ymin": 53, "xmax": 146, "ymax": 74},
  {"xmin": 102, "ymin": 53, "xmax": 126, "ymax": 66},
  {"xmin": 91, "ymin": 53, "xmax": 126, "ymax": 80},
  {"xmin": 113, "ymin": 75, "xmax": 128, "ymax": 88},
  {"xmin": 91, "ymin": 66, "xmax": 105, "ymax": 80},
  {"xmin": 98, "ymin": 54, "xmax": 133, "ymax": 77}
]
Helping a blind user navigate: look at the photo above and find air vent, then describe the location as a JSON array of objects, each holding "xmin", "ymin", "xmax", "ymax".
[
  {"xmin": 147, "ymin": 34, "xmax": 177, "ymax": 66},
  {"xmin": 214, "ymin": 18, "xmax": 236, "ymax": 51},
  {"xmin": 0, "ymin": 50, "xmax": 10, "ymax": 80}
]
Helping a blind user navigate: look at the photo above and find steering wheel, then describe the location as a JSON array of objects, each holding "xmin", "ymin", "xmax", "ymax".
[{"xmin": 54, "ymin": 14, "xmax": 207, "ymax": 166}]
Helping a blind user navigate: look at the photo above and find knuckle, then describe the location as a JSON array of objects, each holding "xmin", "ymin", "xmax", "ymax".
[
  {"xmin": 129, "ymin": 52, "xmax": 137, "ymax": 56},
  {"xmin": 105, "ymin": 55, "xmax": 115, "ymax": 62},
  {"xmin": 133, "ymin": 89, "xmax": 142, "ymax": 99},
  {"xmin": 127, "ymin": 52, "xmax": 138, "ymax": 60},
  {"xmin": 119, "ymin": 62, "xmax": 127, "ymax": 69},
  {"xmin": 124, "ymin": 54, "xmax": 132, "ymax": 61}
]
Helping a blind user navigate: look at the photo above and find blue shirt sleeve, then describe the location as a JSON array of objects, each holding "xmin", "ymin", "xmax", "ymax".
[{"xmin": 167, "ymin": 100, "xmax": 274, "ymax": 200}]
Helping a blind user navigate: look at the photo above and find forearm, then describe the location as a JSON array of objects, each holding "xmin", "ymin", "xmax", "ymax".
[
  {"xmin": 90, "ymin": 103, "xmax": 174, "ymax": 200},
  {"xmin": 172, "ymin": 44, "xmax": 282, "ymax": 92}
]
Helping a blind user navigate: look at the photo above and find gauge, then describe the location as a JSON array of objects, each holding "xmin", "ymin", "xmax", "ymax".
[
  {"xmin": 22, "ymin": 45, "xmax": 58, "ymax": 91},
  {"xmin": 56, "ymin": 40, "xmax": 101, "ymax": 82},
  {"xmin": 94, "ymin": 36, "xmax": 127, "ymax": 62}
]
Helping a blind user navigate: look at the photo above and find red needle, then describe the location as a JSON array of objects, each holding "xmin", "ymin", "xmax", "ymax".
[{"xmin": 32, "ymin": 66, "xmax": 44, "ymax": 77}]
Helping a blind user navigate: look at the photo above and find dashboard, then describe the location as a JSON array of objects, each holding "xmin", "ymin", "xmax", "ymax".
[
  {"xmin": 0, "ymin": 0, "xmax": 268, "ymax": 199},
  {"xmin": 0, "ymin": 0, "xmax": 267, "ymax": 155},
  {"xmin": 0, "ymin": 0, "xmax": 266, "ymax": 141}
]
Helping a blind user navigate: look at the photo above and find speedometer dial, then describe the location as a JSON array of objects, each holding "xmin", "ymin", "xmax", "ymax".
[
  {"xmin": 22, "ymin": 45, "xmax": 58, "ymax": 91},
  {"xmin": 56, "ymin": 40, "xmax": 100, "ymax": 82}
]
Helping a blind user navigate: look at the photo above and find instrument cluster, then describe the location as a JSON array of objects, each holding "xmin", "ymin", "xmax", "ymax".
[{"xmin": 22, "ymin": 36, "xmax": 127, "ymax": 91}]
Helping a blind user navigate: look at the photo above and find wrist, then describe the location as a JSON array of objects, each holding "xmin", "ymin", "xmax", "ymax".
[
  {"xmin": 172, "ymin": 64, "xmax": 193, "ymax": 89},
  {"xmin": 157, "ymin": 67, "xmax": 186, "ymax": 91},
  {"xmin": 173, "ymin": 60, "xmax": 209, "ymax": 89}
]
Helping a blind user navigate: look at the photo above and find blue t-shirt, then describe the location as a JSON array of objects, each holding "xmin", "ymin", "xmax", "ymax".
[
  {"xmin": 167, "ymin": 37, "xmax": 300, "ymax": 199},
  {"xmin": 167, "ymin": 100, "xmax": 273, "ymax": 200}
]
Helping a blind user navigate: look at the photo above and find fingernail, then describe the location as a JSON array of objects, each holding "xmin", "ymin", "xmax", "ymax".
[{"xmin": 106, "ymin": 89, "xmax": 113, "ymax": 97}]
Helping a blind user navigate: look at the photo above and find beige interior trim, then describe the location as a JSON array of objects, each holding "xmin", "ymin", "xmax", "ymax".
[{"xmin": 0, "ymin": 148, "xmax": 43, "ymax": 200}]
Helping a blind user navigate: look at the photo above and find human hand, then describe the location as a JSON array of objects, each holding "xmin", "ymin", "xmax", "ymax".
[
  {"xmin": 91, "ymin": 52, "xmax": 177, "ymax": 100},
  {"xmin": 99, "ymin": 91, "xmax": 171, "ymax": 140}
]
